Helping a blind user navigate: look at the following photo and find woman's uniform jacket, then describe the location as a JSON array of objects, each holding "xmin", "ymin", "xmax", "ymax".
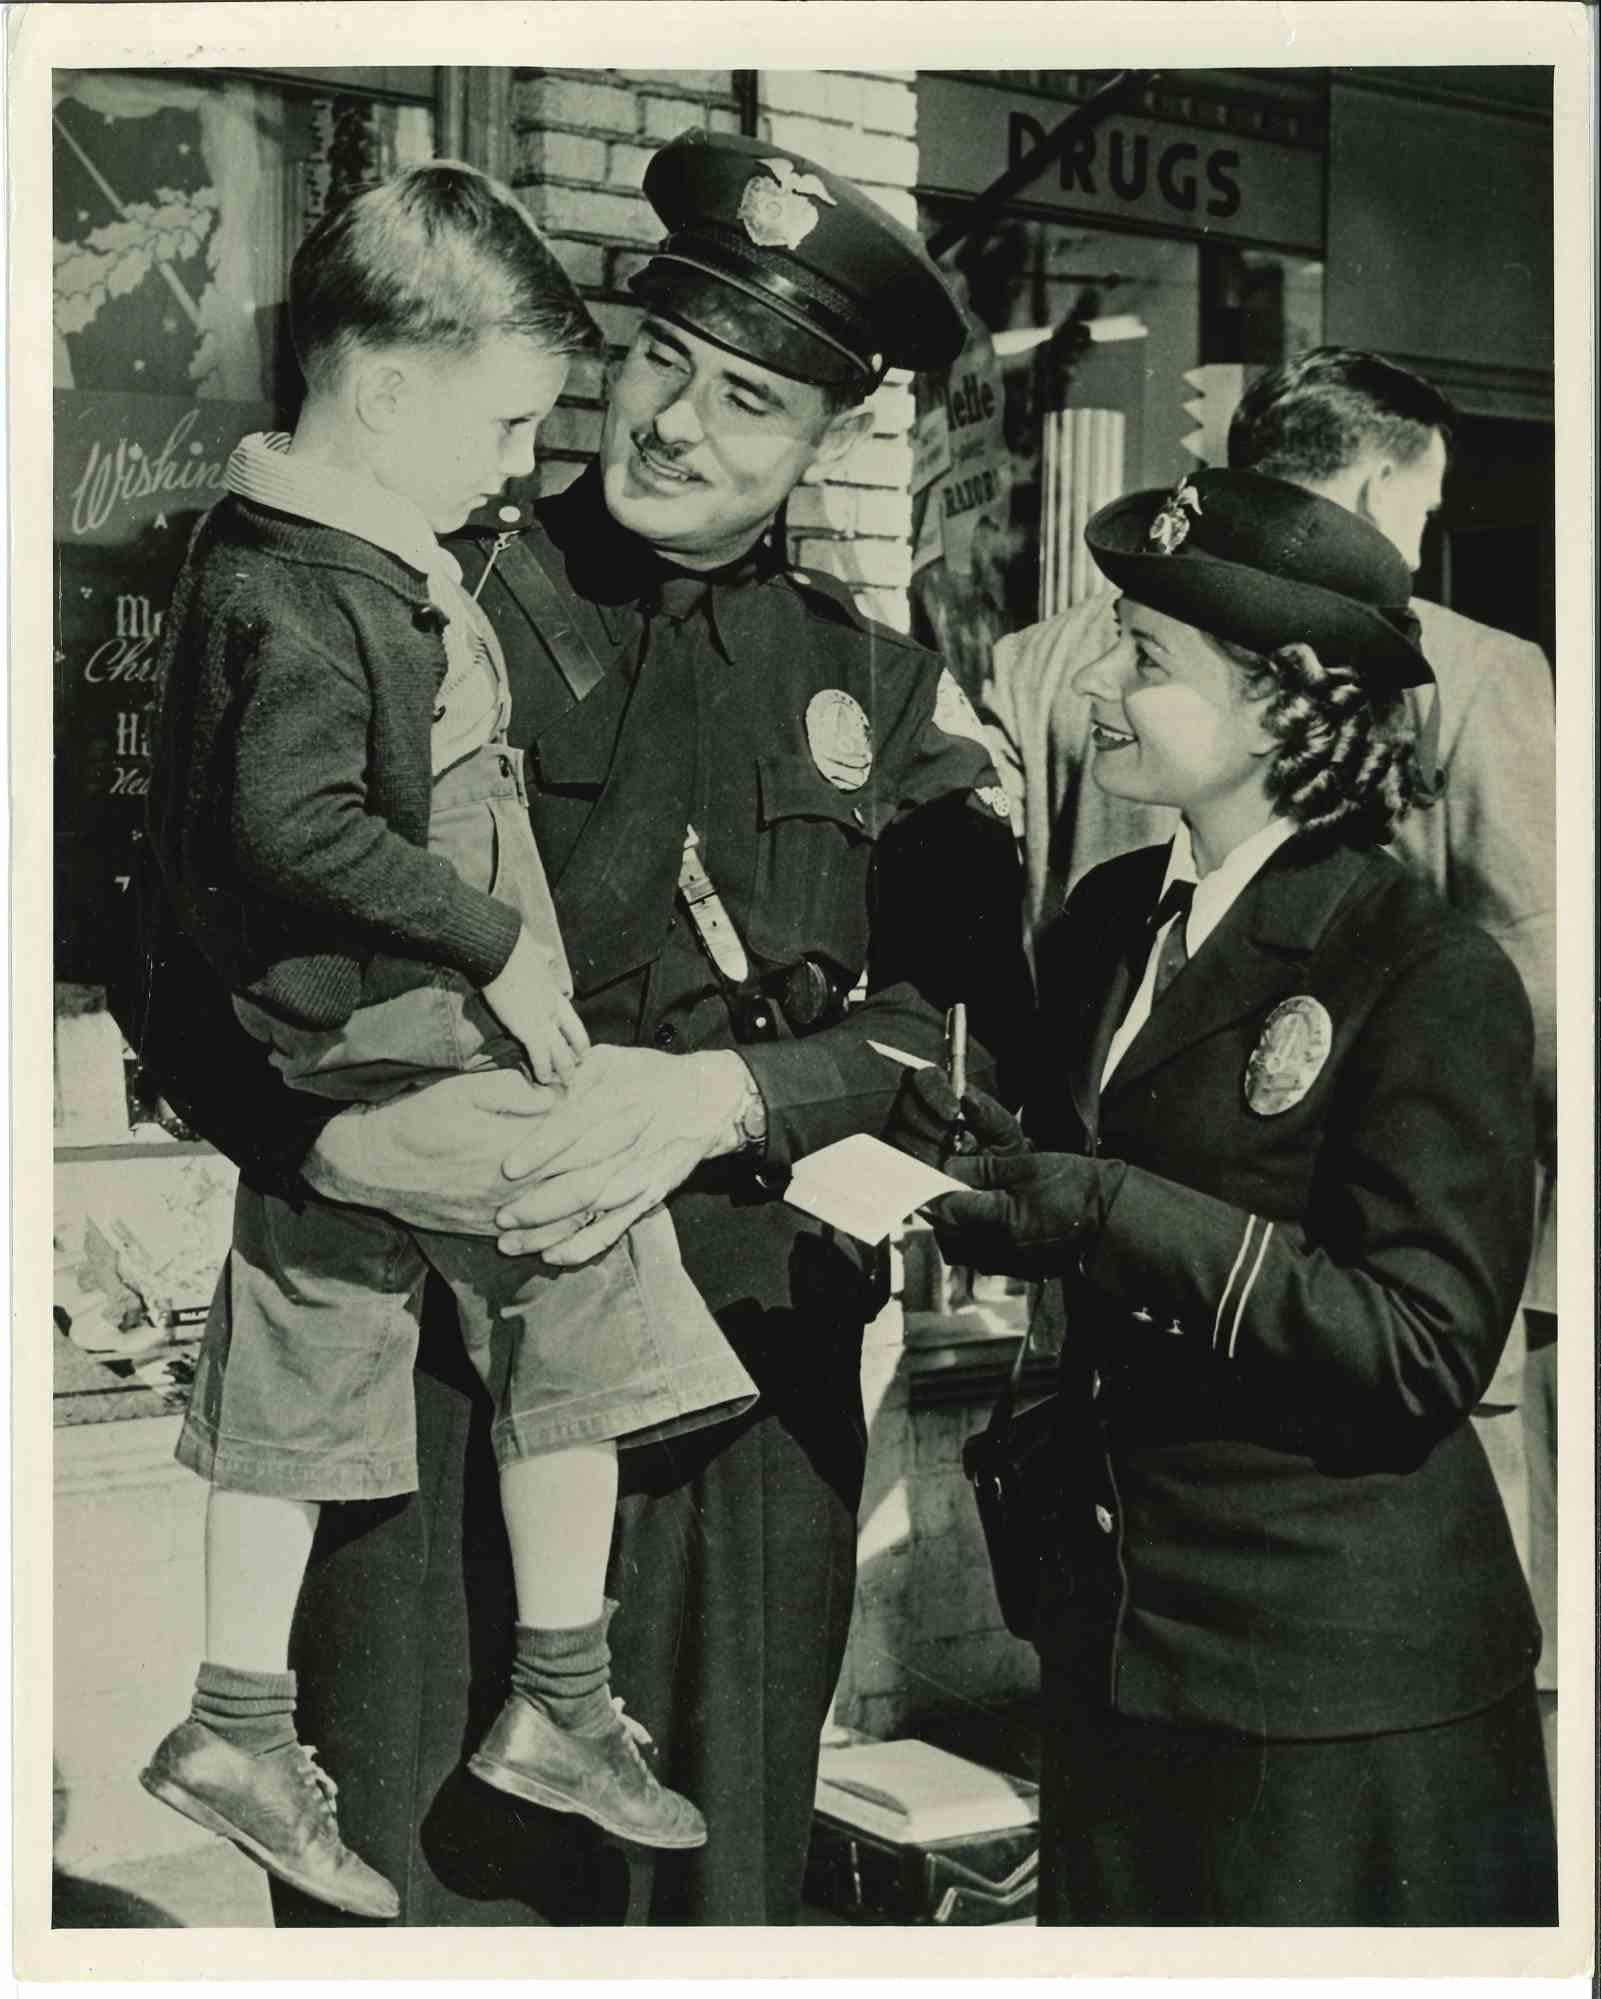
[
  {"xmin": 983, "ymin": 587, "xmax": 1557, "ymax": 1306},
  {"xmin": 1029, "ymin": 832, "xmax": 1542, "ymax": 1740}
]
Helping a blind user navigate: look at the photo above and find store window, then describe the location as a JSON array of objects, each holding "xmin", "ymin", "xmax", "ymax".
[
  {"xmin": 53, "ymin": 68, "xmax": 438, "ymax": 1140},
  {"xmin": 909, "ymin": 70, "xmax": 1329, "ymax": 689},
  {"xmin": 909, "ymin": 204, "xmax": 1324, "ymax": 689}
]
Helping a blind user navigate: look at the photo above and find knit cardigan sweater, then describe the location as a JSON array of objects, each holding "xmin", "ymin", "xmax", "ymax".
[{"xmin": 147, "ymin": 497, "xmax": 522, "ymax": 1031}]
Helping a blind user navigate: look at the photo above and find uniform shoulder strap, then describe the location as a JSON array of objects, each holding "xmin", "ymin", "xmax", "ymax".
[
  {"xmin": 785, "ymin": 563, "xmax": 930, "ymax": 656},
  {"xmin": 488, "ymin": 531, "xmax": 610, "ymax": 704}
]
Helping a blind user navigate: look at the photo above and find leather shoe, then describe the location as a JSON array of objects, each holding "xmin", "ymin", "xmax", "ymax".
[
  {"xmin": 140, "ymin": 1720, "xmax": 399, "ymax": 1920},
  {"xmin": 469, "ymin": 1695, "xmax": 707, "ymax": 1849}
]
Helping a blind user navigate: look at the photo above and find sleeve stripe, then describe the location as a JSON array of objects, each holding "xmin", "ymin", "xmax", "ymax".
[
  {"xmin": 1212, "ymin": 1215, "xmax": 1258, "ymax": 1351},
  {"xmin": 1227, "ymin": 1221, "xmax": 1275, "ymax": 1361}
]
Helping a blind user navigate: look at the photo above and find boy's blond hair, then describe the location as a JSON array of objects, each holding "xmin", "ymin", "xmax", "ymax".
[{"xmin": 290, "ymin": 161, "xmax": 602, "ymax": 389}]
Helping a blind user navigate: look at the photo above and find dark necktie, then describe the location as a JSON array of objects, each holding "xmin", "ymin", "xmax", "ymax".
[
  {"xmin": 1148, "ymin": 879, "xmax": 1196, "ymax": 1006},
  {"xmin": 650, "ymin": 572, "xmax": 711, "ymax": 624},
  {"xmin": 636, "ymin": 571, "xmax": 711, "ymax": 690}
]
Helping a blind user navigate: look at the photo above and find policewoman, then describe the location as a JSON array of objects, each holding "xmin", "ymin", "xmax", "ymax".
[
  {"xmin": 275, "ymin": 132, "xmax": 1030, "ymax": 1927},
  {"xmin": 922, "ymin": 470, "xmax": 1556, "ymax": 1925}
]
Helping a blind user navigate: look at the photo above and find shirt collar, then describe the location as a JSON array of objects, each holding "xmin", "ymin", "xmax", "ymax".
[
  {"xmin": 225, "ymin": 432, "xmax": 460, "ymax": 590},
  {"xmin": 544, "ymin": 462, "xmax": 784, "ymax": 613},
  {"xmin": 642, "ymin": 544, "xmax": 777, "ymax": 663},
  {"xmin": 1164, "ymin": 816, "xmax": 1299, "ymax": 957}
]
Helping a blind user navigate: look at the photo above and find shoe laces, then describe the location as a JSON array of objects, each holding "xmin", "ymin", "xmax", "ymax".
[
  {"xmin": 608, "ymin": 1698, "xmax": 660, "ymax": 1782},
  {"xmin": 290, "ymin": 1743, "xmax": 341, "ymax": 1825},
  {"xmin": 610, "ymin": 1697, "xmax": 652, "ymax": 1749}
]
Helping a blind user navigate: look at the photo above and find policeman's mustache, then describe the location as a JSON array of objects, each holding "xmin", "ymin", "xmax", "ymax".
[{"xmin": 633, "ymin": 425, "xmax": 696, "ymax": 469}]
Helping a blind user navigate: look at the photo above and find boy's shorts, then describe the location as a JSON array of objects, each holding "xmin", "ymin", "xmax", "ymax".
[
  {"xmin": 177, "ymin": 1175, "xmax": 757, "ymax": 1502},
  {"xmin": 190, "ymin": 740, "xmax": 755, "ymax": 1499}
]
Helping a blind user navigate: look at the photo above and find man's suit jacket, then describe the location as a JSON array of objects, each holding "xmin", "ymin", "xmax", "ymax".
[
  {"xmin": 982, "ymin": 587, "xmax": 1557, "ymax": 1314},
  {"xmin": 1030, "ymin": 836, "xmax": 1541, "ymax": 1738}
]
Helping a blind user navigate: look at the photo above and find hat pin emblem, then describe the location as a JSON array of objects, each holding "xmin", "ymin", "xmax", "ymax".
[
  {"xmin": 1148, "ymin": 479, "xmax": 1204, "ymax": 555},
  {"xmin": 739, "ymin": 157, "xmax": 837, "ymax": 251}
]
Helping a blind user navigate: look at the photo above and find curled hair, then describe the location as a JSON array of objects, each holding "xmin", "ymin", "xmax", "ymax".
[
  {"xmin": 1219, "ymin": 638, "xmax": 1428, "ymax": 848},
  {"xmin": 290, "ymin": 161, "xmax": 602, "ymax": 389},
  {"xmin": 1227, "ymin": 347, "xmax": 1456, "ymax": 487}
]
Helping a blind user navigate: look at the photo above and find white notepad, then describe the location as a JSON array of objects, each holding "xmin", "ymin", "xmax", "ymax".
[{"xmin": 783, "ymin": 1133, "xmax": 966, "ymax": 1245}]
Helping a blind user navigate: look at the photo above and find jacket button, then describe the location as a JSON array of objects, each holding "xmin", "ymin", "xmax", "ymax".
[
  {"xmin": 1090, "ymin": 1369, "xmax": 1102, "ymax": 1400},
  {"xmin": 498, "ymin": 755, "xmax": 512, "ymax": 779},
  {"xmin": 1132, "ymin": 1306, "xmax": 1153, "ymax": 1324},
  {"xmin": 653, "ymin": 1021, "xmax": 677, "ymax": 1050},
  {"xmin": 1166, "ymin": 1319, "xmax": 1184, "ymax": 1336},
  {"xmin": 1094, "ymin": 1505, "xmax": 1114, "ymax": 1535}
]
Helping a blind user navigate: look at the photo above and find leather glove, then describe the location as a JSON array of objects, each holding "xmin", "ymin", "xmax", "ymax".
[
  {"xmin": 928, "ymin": 1150, "xmax": 1114, "ymax": 1282},
  {"xmin": 887, "ymin": 1067, "xmax": 1031, "ymax": 1169}
]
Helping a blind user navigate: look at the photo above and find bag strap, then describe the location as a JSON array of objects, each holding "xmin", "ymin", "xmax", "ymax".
[
  {"xmin": 986, "ymin": 1317, "xmax": 1035, "ymax": 1442},
  {"xmin": 678, "ymin": 823, "xmax": 752, "ymax": 987}
]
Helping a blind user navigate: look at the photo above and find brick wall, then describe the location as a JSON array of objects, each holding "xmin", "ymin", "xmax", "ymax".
[{"xmin": 508, "ymin": 68, "xmax": 920, "ymax": 629}]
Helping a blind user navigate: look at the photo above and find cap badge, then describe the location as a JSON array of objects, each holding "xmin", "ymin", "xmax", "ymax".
[
  {"xmin": 806, "ymin": 688, "xmax": 873, "ymax": 792},
  {"xmin": 1245, "ymin": 996, "xmax": 1332, "ymax": 1116},
  {"xmin": 1148, "ymin": 479, "xmax": 1204, "ymax": 555},
  {"xmin": 740, "ymin": 157, "xmax": 837, "ymax": 251}
]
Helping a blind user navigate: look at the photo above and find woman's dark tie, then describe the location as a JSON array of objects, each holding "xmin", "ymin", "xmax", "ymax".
[{"xmin": 1149, "ymin": 879, "xmax": 1196, "ymax": 1006}]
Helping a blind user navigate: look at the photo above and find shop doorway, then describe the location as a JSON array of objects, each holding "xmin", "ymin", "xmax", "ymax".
[{"xmin": 1416, "ymin": 413, "xmax": 1555, "ymax": 668}]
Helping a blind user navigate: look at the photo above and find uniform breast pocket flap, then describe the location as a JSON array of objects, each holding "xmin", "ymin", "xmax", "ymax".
[
  {"xmin": 750, "ymin": 753, "xmax": 887, "ymax": 970},
  {"xmin": 756, "ymin": 752, "xmax": 888, "ymax": 841}
]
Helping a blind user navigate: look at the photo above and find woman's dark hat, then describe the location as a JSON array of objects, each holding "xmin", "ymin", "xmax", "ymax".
[
  {"xmin": 629, "ymin": 130, "xmax": 967, "ymax": 390},
  {"xmin": 1086, "ymin": 468, "xmax": 1434, "ymax": 691}
]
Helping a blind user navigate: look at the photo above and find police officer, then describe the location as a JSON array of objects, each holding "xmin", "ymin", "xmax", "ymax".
[
  {"xmin": 903, "ymin": 469, "xmax": 1555, "ymax": 1925},
  {"xmin": 274, "ymin": 132, "xmax": 1030, "ymax": 1927}
]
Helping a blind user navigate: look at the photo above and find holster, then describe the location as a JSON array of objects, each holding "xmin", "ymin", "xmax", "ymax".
[{"xmin": 726, "ymin": 955, "xmax": 851, "ymax": 1044}]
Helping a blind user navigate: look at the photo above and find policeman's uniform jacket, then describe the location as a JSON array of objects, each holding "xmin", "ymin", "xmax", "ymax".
[{"xmin": 1028, "ymin": 831, "xmax": 1541, "ymax": 1740}]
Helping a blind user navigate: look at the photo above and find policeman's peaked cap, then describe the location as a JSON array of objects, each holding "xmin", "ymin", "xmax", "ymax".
[
  {"xmin": 629, "ymin": 131, "xmax": 967, "ymax": 391},
  {"xmin": 1087, "ymin": 469, "xmax": 1435, "ymax": 692}
]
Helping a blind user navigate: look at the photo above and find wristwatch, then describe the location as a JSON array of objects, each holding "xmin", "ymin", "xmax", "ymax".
[{"xmin": 732, "ymin": 1068, "xmax": 770, "ymax": 1156}]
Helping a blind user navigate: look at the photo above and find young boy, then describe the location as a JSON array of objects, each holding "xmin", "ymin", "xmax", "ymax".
[{"xmin": 139, "ymin": 164, "xmax": 755, "ymax": 1920}]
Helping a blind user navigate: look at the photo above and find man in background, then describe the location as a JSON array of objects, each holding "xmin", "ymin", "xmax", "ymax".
[{"xmin": 980, "ymin": 345, "xmax": 1557, "ymax": 1772}]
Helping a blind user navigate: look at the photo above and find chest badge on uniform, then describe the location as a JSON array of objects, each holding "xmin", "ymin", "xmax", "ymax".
[
  {"xmin": 806, "ymin": 688, "xmax": 873, "ymax": 792},
  {"xmin": 1245, "ymin": 996, "xmax": 1333, "ymax": 1116}
]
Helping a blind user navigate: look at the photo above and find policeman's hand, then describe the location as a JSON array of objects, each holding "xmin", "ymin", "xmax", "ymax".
[
  {"xmin": 482, "ymin": 928, "xmax": 590, "ymax": 1087},
  {"xmin": 926, "ymin": 1150, "xmax": 1107, "ymax": 1282},
  {"xmin": 887, "ymin": 1067, "xmax": 1031, "ymax": 1169},
  {"xmin": 493, "ymin": 1044, "xmax": 748, "ymax": 1263}
]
